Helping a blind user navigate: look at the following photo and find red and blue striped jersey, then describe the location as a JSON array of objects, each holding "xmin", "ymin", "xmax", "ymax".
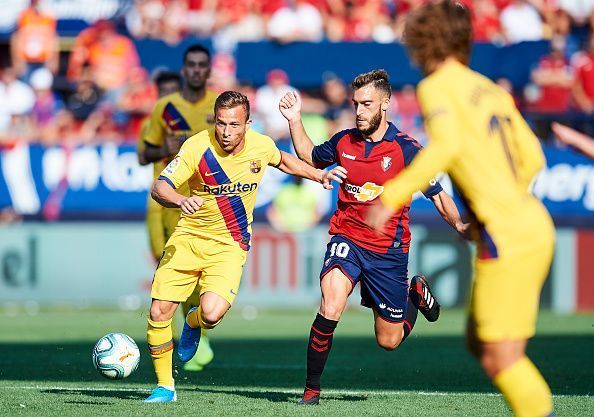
[
  {"xmin": 312, "ymin": 122, "xmax": 442, "ymax": 254},
  {"xmin": 159, "ymin": 128, "xmax": 282, "ymax": 250}
]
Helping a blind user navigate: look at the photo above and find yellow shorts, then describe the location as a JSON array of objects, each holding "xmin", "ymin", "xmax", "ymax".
[
  {"xmin": 151, "ymin": 230, "xmax": 247, "ymax": 306},
  {"xmin": 470, "ymin": 238, "xmax": 554, "ymax": 342}
]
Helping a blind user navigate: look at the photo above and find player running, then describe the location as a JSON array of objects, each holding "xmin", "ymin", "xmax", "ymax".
[
  {"xmin": 366, "ymin": 2, "xmax": 556, "ymax": 417},
  {"xmin": 279, "ymin": 69, "xmax": 467, "ymax": 405},
  {"xmin": 144, "ymin": 91, "xmax": 347, "ymax": 403},
  {"xmin": 141, "ymin": 44, "xmax": 217, "ymax": 372}
]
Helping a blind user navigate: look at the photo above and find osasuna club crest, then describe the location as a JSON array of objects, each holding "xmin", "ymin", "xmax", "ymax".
[
  {"xmin": 250, "ymin": 160, "xmax": 262, "ymax": 173},
  {"xmin": 381, "ymin": 156, "xmax": 392, "ymax": 171}
]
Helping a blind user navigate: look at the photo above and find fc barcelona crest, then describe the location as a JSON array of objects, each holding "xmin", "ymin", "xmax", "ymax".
[
  {"xmin": 250, "ymin": 160, "xmax": 262, "ymax": 173},
  {"xmin": 382, "ymin": 156, "xmax": 392, "ymax": 171}
]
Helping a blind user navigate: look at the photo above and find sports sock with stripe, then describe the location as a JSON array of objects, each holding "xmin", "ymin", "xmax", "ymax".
[
  {"xmin": 305, "ymin": 313, "xmax": 338, "ymax": 392},
  {"xmin": 147, "ymin": 317, "xmax": 174, "ymax": 388}
]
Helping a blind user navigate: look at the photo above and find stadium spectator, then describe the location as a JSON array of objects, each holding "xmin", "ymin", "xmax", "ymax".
[
  {"xmin": 327, "ymin": 0, "xmax": 394, "ymax": 42},
  {"xmin": 126, "ymin": 0, "xmax": 169, "ymax": 41},
  {"xmin": 472, "ymin": 0, "xmax": 504, "ymax": 42},
  {"xmin": 558, "ymin": 0, "xmax": 594, "ymax": 26},
  {"xmin": 550, "ymin": 8, "xmax": 581, "ymax": 59},
  {"xmin": 255, "ymin": 69, "xmax": 295, "ymax": 138},
  {"xmin": 392, "ymin": 84, "xmax": 423, "ymax": 141},
  {"xmin": 572, "ymin": 33, "xmax": 594, "ymax": 115},
  {"xmin": 186, "ymin": 0, "xmax": 217, "ymax": 37},
  {"xmin": 526, "ymin": 35, "xmax": 574, "ymax": 139},
  {"xmin": 321, "ymin": 73, "xmax": 350, "ymax": 120},
  {"xmin": 67, "ymin": 20, "xmax": 141, "ymax": 98},
  {"xmin": 0, "ymin": 67, "xmax": 35, "ymax": 134},
  {"xmin": 267, "ymin": 0, "xmax": 324, "ymax": 43},
  {"xmin": 10, "ymin": 0, "xmax": 59, "ymax": 80},
  {"xmin": 30, "ymin": 67, "xmax": 63, "ymax": 131},
  {"xmin": 116, "ymin": 67, "xmax": 158, "ymax": 137},
  {"xmin": 500, "ymin": 0, "xmax": 544, "ymax": 43},
  {"xmin": 66, "ymin": 71, "xmax": 102, "ymax": 121}
]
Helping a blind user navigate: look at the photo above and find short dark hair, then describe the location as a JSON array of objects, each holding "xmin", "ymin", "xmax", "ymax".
[
  {"xmin": 404, "ymin": 1, "xmax": 472, "ymax": 73},
  {"xmin": 153, "ymin": 71, "xmax": 182, "ymax": 88},
  {"xmin": 215, "ymin": 91, "xmax": 250, "ymax": 120},
  {"xmin": 351, "ymin": 69, "xmax": 391, "ymax": 98},
  {"xmin": 183, "ymin": 44, "xmax": 211, "ymax": 64}
]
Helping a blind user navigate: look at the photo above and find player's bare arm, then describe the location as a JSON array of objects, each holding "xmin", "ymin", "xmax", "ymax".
[
  {"xmin": 430, "ymin": 190, "xmax": 470, "ymax": 237},
  {"xmin": 143, "ymin": 141, "xmax": 171, "ymax": 163},
  {"xmin": 279, "ymin": 91, "xmax": 316, "ymax": 166},
  {"xmin": 275, "ymin": 151, "xmax": 347, "ymax": 190},
  {"xmin": 552, "ymin": 122, "xmax": 594, "ymax": 159},
  {"xmin": 151, "ymin": 179, "xmax": 204, "ymax": 214}
]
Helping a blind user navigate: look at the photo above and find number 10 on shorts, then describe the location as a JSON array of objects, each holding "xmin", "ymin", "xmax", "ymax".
[{"xmin": 330, "ymin": 242, "xmax": 350, "ymax": 258}]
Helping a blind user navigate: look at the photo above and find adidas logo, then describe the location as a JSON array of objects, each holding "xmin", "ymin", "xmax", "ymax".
[{"xmin": 379, "ymin": 303, "xmax": 386, "ymax": 309}]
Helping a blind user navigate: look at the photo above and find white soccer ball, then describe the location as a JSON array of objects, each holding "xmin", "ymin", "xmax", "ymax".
[{"xmin": 92, "ymin": 333, "xmax": 140, "ymax": 379}]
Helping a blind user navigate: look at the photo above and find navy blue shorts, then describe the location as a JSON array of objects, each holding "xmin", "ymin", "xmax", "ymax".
[{"xmin": 320, "ymin": 235, "xmax": 410, "ymax": 323}]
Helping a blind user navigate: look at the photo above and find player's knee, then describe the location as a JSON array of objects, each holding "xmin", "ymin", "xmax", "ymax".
[
  {"xmin": 200, "ymin": 308, "xmax": 225, "ymax": 328},
  {"xmin": 319, "ymin": 304, "xmax": 342, "ymax": 321},
  {"xmin": 376, "ymin": 334, "xmax": 402, "ymax": 351},
  {"xmin": 149, "ymin": 303, "xmax": 175, "ymax": 322}
]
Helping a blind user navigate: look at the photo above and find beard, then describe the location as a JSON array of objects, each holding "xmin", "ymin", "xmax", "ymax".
[{"xmin": 357, "ymin": 109, "xmax": 383, "ymax": 136}]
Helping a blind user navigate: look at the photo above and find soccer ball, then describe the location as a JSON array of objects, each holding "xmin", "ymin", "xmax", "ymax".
[{"xmin": 92, "ymin": 333, "xmax": 140, "ymax": 379}]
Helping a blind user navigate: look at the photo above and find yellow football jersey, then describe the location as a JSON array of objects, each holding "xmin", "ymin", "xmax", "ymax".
[
  {"xmin": 381, "ymin": 60, "xmax": 552, "ymax": 260},
  {"xmin": 158, "ymin": 128, "xmax": 282, "ymax": 250},
  {"xmin": 145, "ymin": 90, "xmax": 218, "ymax": 182}
]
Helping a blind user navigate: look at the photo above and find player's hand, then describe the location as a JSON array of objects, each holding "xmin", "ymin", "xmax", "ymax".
[
  {"xmin": 365, "ymin": 200, "xmax": 395, "ymax": 233},
  {"xmin": 179, "ymin": 196, "xmax": 204, "ymax": 215},
  {"xmin": 165, "ymin": 129, "xmax": 186, "ymax": 156},
  {"xmin": 321, "ymin": 165, "xmax": 347, "ymax": 189},
  {"xmin": 279, "ymin": 91, "xmax": 302, "ymax": 122},
  {"xmin": 455, "ymin": 222, "xmax": 471, "ymax": 240}
]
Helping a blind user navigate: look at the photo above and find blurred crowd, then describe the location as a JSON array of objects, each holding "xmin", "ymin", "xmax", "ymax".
[
  {"xmin": 125, "ymin": 0, "xmax": 594, "ymax": 45},
  {"xmin": 5, "ymin": 0, "xmax": 594, "ymax": 146}
]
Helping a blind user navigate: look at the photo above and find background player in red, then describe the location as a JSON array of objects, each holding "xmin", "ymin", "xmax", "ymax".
[{"xmin": 279, "ymin": 69, "xmax": 468, "ymax": 405}]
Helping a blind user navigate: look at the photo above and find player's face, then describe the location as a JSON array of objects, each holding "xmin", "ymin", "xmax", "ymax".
[
  {"xmin": 214, "ymin": 105, "xmax": 251, "ymax": 155},
  {"xmin": 182, "ymin": 51, "xmax": 211, "ymax": 91},
  {"xmin": 157, "ymin": 80, "xmax": 181, "ymax": 98},
  {"xmin": 352, "ymin": 85, "xmax": 388, "ymax": 136}
]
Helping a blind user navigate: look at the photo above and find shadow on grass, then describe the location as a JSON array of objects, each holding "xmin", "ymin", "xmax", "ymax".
[
  {"xmin": 41, "ymin": 388, "xmax": 147, "ymax": 401},
  {"xmin": 189, "ymin": 387, "xmax": 367, "ymax": 403},
  {"xmin": 2, "ymin": 335, "xmax": 592, "ymax": 396}
]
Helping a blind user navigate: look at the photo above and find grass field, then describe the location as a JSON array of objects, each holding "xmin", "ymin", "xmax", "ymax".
[{"xmin": 0, "ymin": 307, "xmax": 592, "ymax": 417}]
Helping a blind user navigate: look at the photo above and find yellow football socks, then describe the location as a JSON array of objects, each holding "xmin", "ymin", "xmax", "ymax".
[
  {"xmin": 147, "ymin": 317, "xmax": 174, "ymax": 388},
  {"xmin": 186, "ymin": 306, "xmax": 220, "ymax": 330},
  {"xmin": 494, "ymin": 356, "xmax": 553, "ymax": 417}
]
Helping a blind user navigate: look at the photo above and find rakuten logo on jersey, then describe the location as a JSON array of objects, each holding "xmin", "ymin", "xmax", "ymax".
[
  {"xmin": 204, "ymin": 182, "xmax": 257, "ymax": 196},
  {"xmin": 344, "ymin": 182, "xmax": 384, "ymax": 202}
]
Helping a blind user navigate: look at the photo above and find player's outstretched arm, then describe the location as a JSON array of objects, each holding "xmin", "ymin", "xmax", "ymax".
[
  {"xmin": 430, "ymin": 190, "xmax": 470, "ymax": 237},
  {"xmin": 279, "ymin": 91, "xmax": 315, "ymax": 165},
  {"xmin": 151, "ymin": 179, "xmax": 204, "ymax": 214},
  {"xmin": 552, "ymin": 122, "xmax": 594, "ymax": 159},
  {"xmin": 275, "ymin": 151, "xmax": 347, "ymax": 190}
]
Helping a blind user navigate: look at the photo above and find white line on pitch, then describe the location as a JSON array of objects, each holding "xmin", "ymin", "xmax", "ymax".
[{"xmin": 0, "ymin": 385, "xmax": 587, "ymax": 398}]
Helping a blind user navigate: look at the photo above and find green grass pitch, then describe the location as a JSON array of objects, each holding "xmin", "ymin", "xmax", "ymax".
[{"xmin": 0, "ymin": 307, "xmax": 592, "ymax": 417}]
